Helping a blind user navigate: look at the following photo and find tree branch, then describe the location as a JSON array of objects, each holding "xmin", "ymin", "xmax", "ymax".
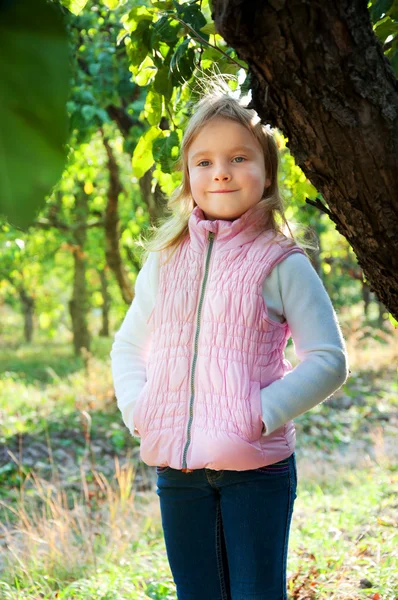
[
  {"xmin": 159, "ymin": 11, "xmax": 247, "ymax": 70},
  {"xmin": 305, "ymin": 197, "xmax": 333, "ymax": 218}
]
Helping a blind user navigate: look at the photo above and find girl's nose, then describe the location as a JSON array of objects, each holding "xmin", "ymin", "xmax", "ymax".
[{"xmin": 213, "ymin": 168, "xmax": 231, "ymax": 182}]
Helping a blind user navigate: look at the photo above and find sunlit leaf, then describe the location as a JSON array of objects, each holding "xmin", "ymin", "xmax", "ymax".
[
  {"xmin": 132, "ymin": 126, "xmax": 162, "ymax": 179},
  {"xmin": 62, "ymin": 0, "xmax": 89, "ymax": 16},
  {"xmin": 200, "ymin": 22, "xmax": 217, "ymax": 36},
  {"xmin": 144, "ymin": 90, "xmax": 163, "ymax": 126},
  {"xmin": 388, "ymin": 313, "xmax": 398, "ymax": 328},
  {"xmin": 152, "ymin": 130, "xmax": 180, "ymax": 173},
  {"xmin": 102, "ymin": 0, "xmax": 120, "ymax": 9},
  {"xmin": 134, "ymin": 56, "xmax": 157, "ymax": 86}
]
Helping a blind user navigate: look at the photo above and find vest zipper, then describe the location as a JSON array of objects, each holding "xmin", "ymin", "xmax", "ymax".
[{"xmin": 182, "ymin": 230, "xmax": 216, "ymax": 472}]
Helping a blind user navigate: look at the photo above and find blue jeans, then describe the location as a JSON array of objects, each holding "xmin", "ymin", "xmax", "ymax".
[{"xmin": 156, "ymin": 452, "xmax": 298, "ymax": 600}]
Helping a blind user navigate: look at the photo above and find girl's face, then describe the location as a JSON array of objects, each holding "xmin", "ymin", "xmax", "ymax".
[{"xmin": 187, "ymin": 117, "xmax": 271, "ymax": 221}]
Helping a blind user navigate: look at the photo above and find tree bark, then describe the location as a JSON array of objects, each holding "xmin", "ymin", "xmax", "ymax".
[
  {"xmin": 99, "ymin": 266, "xmax": 111, "ymax": 337},
  {"xmin": 69, "ymin": 188, "xmax": 90, "ymax": 356},
  {"xmin": 102, "ymin": 132, "xmax": 134, "ymax": 305},
  {"xmin": 212, "ymin": 0, "xmax": 398, "ymax": 318},
  {"xmin": 362, "ymin": 280, "xmax": 371, "ymax": 317},
  {"xmin": 19, "ymin": 288, "xmax": 34, "ymax": 343}
]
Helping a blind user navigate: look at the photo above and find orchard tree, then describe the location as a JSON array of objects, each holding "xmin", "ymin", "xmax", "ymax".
[{"xmin": 0, "ymin": 225, "xmax": 67, "ymax": 343}]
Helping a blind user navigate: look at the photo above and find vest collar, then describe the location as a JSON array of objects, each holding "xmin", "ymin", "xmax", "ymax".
[{"xmin": 188, "ymin": 202, "xmax": 271, "ymax": 253}]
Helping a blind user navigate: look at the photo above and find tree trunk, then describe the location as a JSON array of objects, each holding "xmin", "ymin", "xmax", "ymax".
[
  {"xmin": 99, "ymin": 266, "xmax": 111, "ymax": 337},
  {"xmin": 212, "ymin": 0, "xmax": 398, "ymax": 318},
  {"xmin": 139, "ymin": 165, "xmax": 167, "ymax": 225},
  {"xmin": 106, "ymin": 105, "xmax": 167, "ymax": 227},
  {"xmin": 107, "ymin": 106, "xmax": 169, "ymax": 223},
  {"xmin": 69, "ymin": 188, "xmax": 90, "ymax": 356},
  {"xmin": 362, "ymin": 280, "xmax": 371, "ymax": 317},
  {"xmin": 19, "ymin": 288, "xmax": 34, "ymax": 343},
  {"xmin": 102, "ymin": 132, "xmax": 134, "ymax": 305}
]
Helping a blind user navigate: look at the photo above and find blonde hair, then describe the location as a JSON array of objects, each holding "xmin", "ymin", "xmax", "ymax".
[{"xmin": 138, "ymin": 76, "xmax": 309, "ymax": 266}]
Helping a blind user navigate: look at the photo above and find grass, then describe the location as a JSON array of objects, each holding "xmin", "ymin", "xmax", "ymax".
[{"xmin": 0, "ymin": 316, "xmax": 397, "ymax": 599}]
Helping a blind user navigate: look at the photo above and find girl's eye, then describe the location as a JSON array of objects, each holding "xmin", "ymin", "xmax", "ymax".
[{"xmin": 197, "ymin": 156, "xmax": 246, "ymax": 167}]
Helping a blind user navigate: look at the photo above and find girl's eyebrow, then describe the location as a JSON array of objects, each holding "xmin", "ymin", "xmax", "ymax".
[{"xmin": 190, "ymin": 145, "xmax": 253, "ymax": 161}]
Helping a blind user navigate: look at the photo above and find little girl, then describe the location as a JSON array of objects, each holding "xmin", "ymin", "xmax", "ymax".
[{"xmin": 111, "ymin": 89, "xmax": 348, "ymax": 600}]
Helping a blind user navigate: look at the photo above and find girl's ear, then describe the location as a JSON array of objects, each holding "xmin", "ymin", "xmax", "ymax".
[{"xmin": 264, "ymin": 177, "xmax": 271, "ymax": 189}]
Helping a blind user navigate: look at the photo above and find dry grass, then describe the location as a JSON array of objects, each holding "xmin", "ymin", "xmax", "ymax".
[
  {"xmin": 343, "ymin": 319, "xmax": 397, "ymax": 372},
  {"xmin": 0, "ymin": 453, "xmax": 157, "ymax": 588}
]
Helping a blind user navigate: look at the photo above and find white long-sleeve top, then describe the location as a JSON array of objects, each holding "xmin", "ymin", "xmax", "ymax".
[{"xmin": 110, "ymin": 251, "xmax": 349, "ymax": 439}]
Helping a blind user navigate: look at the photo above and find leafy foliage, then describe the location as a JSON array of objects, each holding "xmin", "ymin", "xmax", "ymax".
[
  {"xmin": 0, "ymin": 0, "xmax": 70, "ymax": 228},
  {"xmin": 369, "ymin": 0, "xmax": 398, "ymax": 72}
]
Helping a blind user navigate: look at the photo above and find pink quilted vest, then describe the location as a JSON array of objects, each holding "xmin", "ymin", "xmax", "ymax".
[{"xmin": 133, "ymin": 203, "xmax": 305, "ymax": 471}]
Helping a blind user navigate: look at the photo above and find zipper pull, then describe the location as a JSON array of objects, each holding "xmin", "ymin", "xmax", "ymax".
[{"xmin": 208, "ymin": 231, "xmax": 215, "ymax": 241}]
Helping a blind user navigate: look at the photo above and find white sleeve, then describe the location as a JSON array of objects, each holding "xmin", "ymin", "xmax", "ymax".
[
  {"xmin": 260, "ymin": 252, "xmax": 349, "ymax": 437},
  {"xmin": 110, "ymin": 252, "xmax": 158, "ymax": 437}
]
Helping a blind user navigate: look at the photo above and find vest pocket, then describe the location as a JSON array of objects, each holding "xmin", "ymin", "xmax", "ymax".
[
  {"xmin": 248, "ymin": 380, "xmax": 263, "ymax": 442},
  {"xmin": 132, "ymin": 382, "xmax": 148, "ymax": 436}
]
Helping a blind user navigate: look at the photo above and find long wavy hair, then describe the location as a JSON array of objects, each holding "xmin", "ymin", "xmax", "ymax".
[{"xmin": 137, "ymin": 79, "xmax": 305, "ymax": 266}]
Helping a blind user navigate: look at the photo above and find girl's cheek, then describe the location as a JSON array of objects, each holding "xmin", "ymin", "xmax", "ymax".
[{"xmin": 189, "ymin": 172, "xmax": 203, "ymax": 187}]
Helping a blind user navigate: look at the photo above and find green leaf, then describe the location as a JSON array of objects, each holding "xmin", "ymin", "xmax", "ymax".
[
  {"xmin": 373, "ymin": 16, "xmax": 397, "ymax": 43},
  {"xmin": 200, "ymin": 21, "xmax": 217, "ymax": 36},
  {"xmin": 173, "ymin": 1, "xmax": 209, "ymax": 40},
  {"xmin": 152, "ymin": 15, "xmax": 180, "ymax": 46},
  {"xmin": 152, "ymin": 130, "xmax": 180, "ymax": 173},
  {"xmin": 216, "ymin": 58, "xmax": 241, "ymax": 76},
  {"xmin": 389, "ymin": 45, "xmax": 398, "ymax": 75},
  {"xmin": 144, "ymin": 90, "xmax": 163, "ymax": 126},
  {"xmin": 389, "ymin": 4, "xmax": 398, "ymax": 20},
  {"xmin": 132, "ymin": 126, "xmax": 162, "ymax": 178},
  {"xmin": 170, "ymin": 39, "xmax": 196, "ymax": 85},
  {"xmin": 134, "ymin": 56, "xmax": 157, "ymax": 86},
  {"xmin": 124, "ymin": 6, "xmax": 154, "ymax": 34},
  {"xmin": 88, "ymin": 62, "xmax": 101, "ymax": 76},
  {"xmin": 152, "ymin": 1, "xmax": 174, "ymax": 8},
  {"xmin": 240, "ymin": 71, "xmax": 252, "ymax": 96},
  {"xmin": 126, "ymin": 21, "xmax": 151, "ymax": 68},
  {"xmin": 81, "ymin": 105, "xmax": 97, "ymax": 121},
  {"xmin": 370, "ymin": 0, "xmax": 394, "ymax": 23},
  {"xmin": 388, "ymin": 313, "xmax": 398, "ymax": 328},
  {"xmin": 0, "ymin": 0, "xmax": 70, "ymax": 229},
  {"xmin": 153, "ymin": 57, "xmax": 174, "ymax": 101},
  {"xmin": 102, "ymin": 0, "xmax": 120, "ymax": 8},
  {"xmin": 200, "ymin": 46, "xmax": 225, "ymax": 64},
  {"xmin": 62, "ymin": 0, "xmax": 89, "ymax": 16}
]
